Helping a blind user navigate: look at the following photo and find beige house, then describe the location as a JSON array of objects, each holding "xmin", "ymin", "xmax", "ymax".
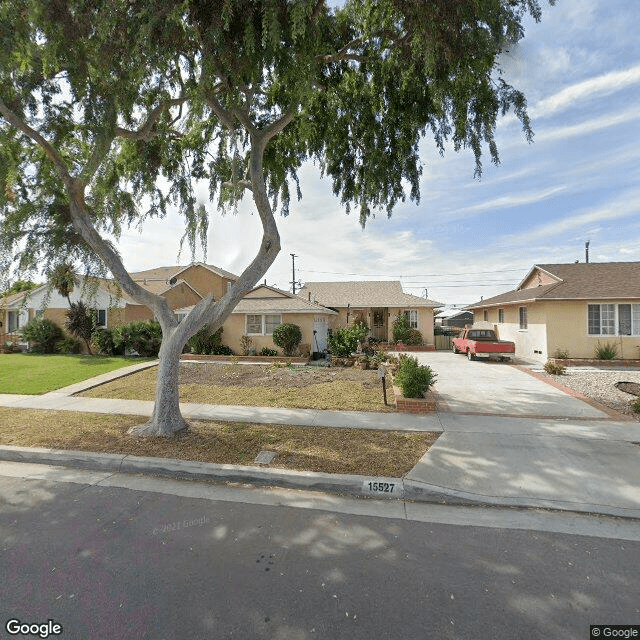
[
  {"xmin": 1, "ymin": 263, "xmax": 337, "ymax": 355},
  {"xmin": 468, "ymin": 262, "xmax": 640, "ymax": 362},
  {"xmin": 178, "ymin": 284, "xmax": 337, "ymax": 355},
  {"xmin": 298, "ymin": 281, "xmax": 443, "ymax": 347}
]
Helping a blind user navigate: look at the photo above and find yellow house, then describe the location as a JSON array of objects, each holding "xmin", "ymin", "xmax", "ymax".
[
  {"xmin": 468, "ymin": 262, "xmax": 640, "ymax": 362},
  {"xmin": 297, "ymin": 281, "xmax": 443, "ymax": 347}
]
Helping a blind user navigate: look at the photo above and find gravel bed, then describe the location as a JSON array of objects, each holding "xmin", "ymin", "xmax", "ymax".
[{"xmin": 543, "ymin": 369, "xmax": 640, "ymax": 419}]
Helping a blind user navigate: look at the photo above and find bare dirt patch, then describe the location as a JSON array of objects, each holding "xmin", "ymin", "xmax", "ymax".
[
  {"xmin": 80, "ymin": 363, "xmax": 392, "ymax": 412},
  {"xmin": 0, "ymin": 408, "xmax": 436, "ymax": 476}
]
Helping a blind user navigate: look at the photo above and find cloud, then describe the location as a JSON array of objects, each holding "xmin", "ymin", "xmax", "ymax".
[
  {"xmin": 532, "ymin": 64, "xmax": 640, "ymax": 118},
  {"xmin": 502, "ymin": 189, "xmax": 640, "ymax": 244},
  {"xmin": 453, "ymin": 185, "xmax": 567, "ymax": 216}
]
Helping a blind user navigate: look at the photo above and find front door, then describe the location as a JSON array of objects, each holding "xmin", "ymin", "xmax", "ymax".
[
  {"xmin": 371, "ymin": 308, "xmax": 387, "ymax": 341},
  {"xmin": 312, "ymin": 316, "xmax": 329, "ymax": 353}
]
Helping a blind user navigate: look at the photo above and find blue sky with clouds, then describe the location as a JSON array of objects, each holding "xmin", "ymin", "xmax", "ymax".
[{"xmin": 120, "ymin": 0, "xmax": 640, "ymax": 306}]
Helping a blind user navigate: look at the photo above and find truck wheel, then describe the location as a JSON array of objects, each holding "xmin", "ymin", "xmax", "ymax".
[
  {"xmin": 452, "ymin": 343, "xmax": 459, "ymax": 354},
  {"xmin": 467, "ymin": 350, "xmax": 475, "ymax": 361}
]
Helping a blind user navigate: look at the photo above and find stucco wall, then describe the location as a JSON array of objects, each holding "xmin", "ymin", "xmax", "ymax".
[
  {"xmin": 482, "ymin": 304, "xmax": 548, "ymax": 362},
  {"xmin": 545, "ymin": 300, "xmax": 640, "ymax": 360},
  {"xmin": 179, "ymin": 265, "xmax": 232, "ymax": 299},
  {"xmin": 223, "ymin": 312, "xmax": 318, "ymax": 354},
  {"xmin": 162, "ymin": 282, "xmax": 202, "ymax": 309}
]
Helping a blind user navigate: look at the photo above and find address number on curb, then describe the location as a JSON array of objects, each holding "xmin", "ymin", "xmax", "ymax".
[{"xmin": 363, "ymin": 479, "xmax": 398, "ymax": 495}]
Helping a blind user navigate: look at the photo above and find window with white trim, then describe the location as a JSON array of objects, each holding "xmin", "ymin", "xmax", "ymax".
[
  {"xmin": 498, "ymin": 309, "xmax": 504, "ymax": 323},
  {"xmin": 246, "ymin": 314, "xmax": 282, "ymax": 335},
  {"xmin": 96, "ymin": 309, "xmax": 107, "ymax": 328},
  {"xmin": 519, "ymin": 306, "xmax": 528, "ymax": 330},
  {"xmin": 7, "ymin": 310, "xmax": 19, "ymax": 332},
  {"xmin": 588, "ymin": 303, "xmax": 640, "ymax": 336},
  {"xmin": 404, "ymin": 310, "xmax": 418, "ymax": 329},
  {"xmin": 264, "ymin": 314, "xmax": 281, "ymax": 335}
]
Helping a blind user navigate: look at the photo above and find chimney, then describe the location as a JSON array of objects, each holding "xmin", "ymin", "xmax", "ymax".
[
  {"xmin": 585, "ymin": 241, "xmax": 590, "ymax": 264},
  {"xmin": 308, "ymin": 292, "xmax": 311, "ymax": 301}
]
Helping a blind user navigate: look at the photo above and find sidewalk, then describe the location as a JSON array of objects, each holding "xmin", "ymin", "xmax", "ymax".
[{"xmin": 1, "ymin": 361, "xmax": 640, "ymax": 519}]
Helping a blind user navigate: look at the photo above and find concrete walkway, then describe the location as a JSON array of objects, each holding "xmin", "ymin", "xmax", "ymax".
[{"xmin": 1, "ymin": 354, "xmax": 640, "ymax": 519}]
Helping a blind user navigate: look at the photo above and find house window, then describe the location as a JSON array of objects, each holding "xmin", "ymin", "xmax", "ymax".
[
  {"xmin": 7, "ymin": 311, "xmax": 19, "ymax": 332},
  {"xmin": 588, "ymin": 303, "xmax": 640, "ymax": 336},
  {"xmin": 246, "ymin": 314, "xmax": 262, "ymax": 334},
  {"xmin": 519, "ymin": 306, "xmax": 528, "ymax": 330},
  {"xmin": 483, "ymin": 310, "xmax": 488, "ymax": 321},
  {"xmin": 498, "ymin": 309, "xmax": 504, "ymax": 323},
  {"xmin": 264, "ymin": 314, "xmax": 281, "ymax": 335},
  {"xmin": 96, "ymin": 309, "xmax": 107, "ymax": 328},
  {"xmin": 246, "ymin": 314, "xmax": 282, "ymax": 335},
  {"xmin": 404, "ymin": 310, "xmax": 418, "ymax": 329}
]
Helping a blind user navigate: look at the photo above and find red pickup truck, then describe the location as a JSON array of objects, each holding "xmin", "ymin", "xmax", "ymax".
[{"xmin": 452, "ymin": 328, "xmax": 515, "ymax": 362}]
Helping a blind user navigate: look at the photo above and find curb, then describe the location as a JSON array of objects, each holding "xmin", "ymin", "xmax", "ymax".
[
  {"xmin": 2, "ymin": 445, "xmax": 639, "ymax": 520},
  {"xmin": 0, "ymin": 445, "xmax": 405, "ymax": 500}
]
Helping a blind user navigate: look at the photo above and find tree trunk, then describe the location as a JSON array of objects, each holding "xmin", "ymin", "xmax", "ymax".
[{"xmin": 127, "ymin": 329, "xmax": 188, "ymax": 437}]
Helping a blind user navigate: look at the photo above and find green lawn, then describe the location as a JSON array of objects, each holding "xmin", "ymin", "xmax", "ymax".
[{"xmin": 0, "ymin": 353, "xmax": 153, "ymax": 395}]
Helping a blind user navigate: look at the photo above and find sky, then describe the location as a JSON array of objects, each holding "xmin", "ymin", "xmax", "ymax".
[{"xmin": 117, "ymin": 0, "xmax": 640, "ymax": 308}]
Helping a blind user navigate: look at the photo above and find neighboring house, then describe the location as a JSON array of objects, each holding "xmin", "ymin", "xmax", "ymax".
[
  {"xmin": 437, "ymin": 309, "xmax": 474, "ymax": 329},
  {"xmin": 468, "ymin": 262, "xmax": 640, "ymax": 362},
  {"xmin": 1, "ymin": 264, "xmax": 337, "ymax": 355},
  {"xmin": 177, "ymin": 284, "xmax": 337, "ymax": 355},
  {"xmin": 297, "ymin": 281, "xmax": 443, "ymax": 346}
]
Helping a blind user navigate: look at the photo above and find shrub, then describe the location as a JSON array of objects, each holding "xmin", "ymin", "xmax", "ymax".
[
  {"xmin": 56, "ymin": 337, "xmax": 82, "ymax": 354},
  {"xmin": 91, "ymin": 327, "xmax": 117, "ymax": 355},
  {"xmin": 187, "ymin": 325, "xmax": 224, "ymax": 355},
  {"xmin": 594, "ymin": 341, "xmax": 618, "ymax": 360},
  {"xmin": 112, "ymin": 320, "xmax": 162, "ymax": 357},
  {"xmin": 406, "ymin": 328, "xmax": 423, "ymax": 345},
  {"xmin": 394, "ymin": 356, "xmax": 437, "ymax": 398},
  {"xmin": 392, "ymin": 314, "xmax": 411, "ymax": 343},
  {"xmin": 240, "ymin": 335, "xmax": 253, "ymax": 356},
  {"xmin": 272, "ymin": 323, "xmax": 302, "ymax": 356},
  {"xmin": 260, "ymin": 347, "xmax": 278, "ymax": 356},
  {"xmin": 65, "ymin": 301, "xmax": 97, "ymax": 354},
  {"xmin": 327, "ymin": 322, "xmax": 368, "ymax": 357},
  {"xmin": 631, "ymin": 397, "xmax": 640, "ymax": 414},
  {"xmin": 553, "ymin": 348, "xmax": 569, "ymax": 359},
  {"xmin": 544, "ymin": 361, "xmax": 566, "ymax": 375},
  {"xmin": 20, "ymin": 317, "xmax": 64, "ymax": 353},
  {"xmin": 212, "ymin": 344, "xmax": 234, "ymax": 355}
]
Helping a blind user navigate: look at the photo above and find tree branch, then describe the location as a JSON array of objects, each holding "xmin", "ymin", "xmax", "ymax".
[
  {"xmin": 115, "ymin": 97, "xmax": 186, "ymax": 141},
  {"xmin": 68, "ymin": 179, "xmax": 175, "ymax": 327},
  {"xmin": 221, "ymin": 179, "xmax": 252, "ymax": 191},
  {"xmin": 205, "ymin": 93, "xmax": 236, "ymax": 130},
  {"xmin": 0, "ymin": 97, "xmax": 73, "ymax": 184}
]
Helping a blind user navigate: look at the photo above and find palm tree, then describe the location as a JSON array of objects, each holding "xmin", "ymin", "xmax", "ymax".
[{"xmin": 48, "ymin": 261, "xmax": 76, "ymax": 305}]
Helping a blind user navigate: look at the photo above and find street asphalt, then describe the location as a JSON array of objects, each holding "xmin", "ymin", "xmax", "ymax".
[{"xmin": 1, "ymin": 353, "xmax": 639, "ymax": 519}]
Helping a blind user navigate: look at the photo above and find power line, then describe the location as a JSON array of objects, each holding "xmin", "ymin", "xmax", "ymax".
[
  {"xmin": 298, "ymin": 267, "xmax": 526, "ymax": 278},
  {"xmin": 404, "ymin": 283, "xmax": 515, "ymax": 289}
]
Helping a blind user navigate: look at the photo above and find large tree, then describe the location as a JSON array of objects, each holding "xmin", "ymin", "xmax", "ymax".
[{"xmin": 0, "ymin": 0, "xmax": 552, "ymax": 436}]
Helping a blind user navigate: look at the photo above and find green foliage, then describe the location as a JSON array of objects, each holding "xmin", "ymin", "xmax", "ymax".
[
  {"xmin": 48, "ymin": 263, "xmax": 76, "ymax": 301},
  {"xmin": 1, "ymin": 280, "xmax": 38, "ymax": 297},
  {"xmin": 392, "ymin": 314, "xmax": 411, "ymax": 343},
  {"xmin": 631, "ymin": 397, "xmax": 640, "ymax": 414},
  {"xmin": 240, "ymin": 335, "xmax": 253, "ymax": 356},
  {"xmin": 56, "ymin": 337, "xmax": 82, "ymax": 354},
  {"xmin": 394, "ymin": 356, "xmax": 437, "ymax": 398},
  {"xmin": 327, "ymin": 322, "xmax": 369, "ymax": 357},
  {"xmin": 553, "ymin": 348, "xmax": 569, "ymax": 359},
  {"xmin": 65, "ymin": 301, "xmax": 96, "ymax": 353},
  {"xmin": 594, "ymin": 342, "xmax": 618, "ymax": 360},
  {"xmin": 91, "ymin": 327, "xmax": 117, "ymax": 356},
  {"xmin": 20, "ymin": 318, "xmax": 64, "ymax": 353},
  {"xmin": 112, "ymin": 320, "xmax": 162, "ymax": 357},
  {"xmin": 260, "ymin": 347, "xmax": 278, "ymax": 357},
  {"xmin": 544, "ymin": 361, "xmax": 565, "ymax": 375},
  {"xmin": 187, "ymin": 325, "xmax": 226, "ymax": 355},
  {"xmin": 272, "ymin": 323, "xmax": 303, "ymax": 357},
  {"xmin": 407, "ymin": 329, "xmax": 423, "ymax": 346}
]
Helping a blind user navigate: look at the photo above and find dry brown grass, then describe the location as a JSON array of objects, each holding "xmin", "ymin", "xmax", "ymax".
[
  {"xmin": 0, "ymin": 408, "xmax": 437, "ymax": 476},
  {"xmin": 80, "ymin": 364, "xmax": 393, "ymax": 412}
]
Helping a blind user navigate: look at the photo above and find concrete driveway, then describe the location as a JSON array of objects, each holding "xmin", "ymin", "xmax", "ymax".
[
  {"xmin": 402, "ymin": 351, "xmax": 640, "ymax": 517},
  {"xmin": 410, "ymin": 350, "xmax": 608, "ymax": 419}
]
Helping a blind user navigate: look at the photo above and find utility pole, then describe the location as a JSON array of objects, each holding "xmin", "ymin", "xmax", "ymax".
[
  {"xmin": 423, "ymin": 288, "xmax": 428, "ymax": 299},
  {"xmin": 290, "ymin": 253, "xmax": 301, "ymax": 294}
]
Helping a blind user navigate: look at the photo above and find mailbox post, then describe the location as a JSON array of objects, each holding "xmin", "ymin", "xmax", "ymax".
[{"xmin": 378, "ymin": 364, "xmax": 387, "ymax": 406}]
